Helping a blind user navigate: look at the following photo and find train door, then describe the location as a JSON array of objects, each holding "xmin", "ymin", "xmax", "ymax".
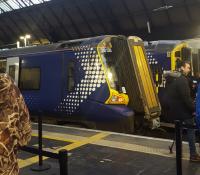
[
  {"xmin": 127, "ymin": 36, "xmax": 161, "ymax": 126},
  {"xmin": 0, "ymin": 59, "xmax": 6, "ymax": 73},
  {"xmin": 62, "ymin": 52, "xmax": 79, "ymax": 115},
  {"xmin": 192, "ymin": 49, "xmax": 200, "ymax": 76},
  {"xmin": 6, "ymin": 57, "xmax": 20, "ymax": 86}
]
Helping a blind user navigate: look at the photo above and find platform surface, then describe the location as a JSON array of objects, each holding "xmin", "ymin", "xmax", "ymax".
[{"xmin": 18, "ymin": 123, "xmax": 200, "ymax": 175}]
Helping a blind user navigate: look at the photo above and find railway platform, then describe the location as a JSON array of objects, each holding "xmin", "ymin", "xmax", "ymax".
[{"xmin": 19, "ymin": 123, "xmax": 200, "ymax": 175}]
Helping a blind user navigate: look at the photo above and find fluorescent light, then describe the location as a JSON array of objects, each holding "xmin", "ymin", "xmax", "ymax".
[
  {"xmin": 153, "ymin": 5, "xmax": 173, "ymax": 12},
  {"xmin": 25, "ymin": 34, "xmax": 31, "ymax": 39}
]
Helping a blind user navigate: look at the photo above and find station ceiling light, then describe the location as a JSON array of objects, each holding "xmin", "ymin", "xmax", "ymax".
[
  {"xmin": 153, "ymin": 5, "xmax": 173, "ymax": 12},
  {"xmin": 153, "ymin": 0, "xmax": 173, "ymax": 12},
  {"xmin": 19, "ymin": 34, "xmax": 31, "ymax": 47}
]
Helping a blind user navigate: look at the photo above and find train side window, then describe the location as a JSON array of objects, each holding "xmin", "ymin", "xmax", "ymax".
[
  {"xmin": 175, "ymin": 51, "xmax": 181, "ymax": 57},
  {"xmin": 181, "ymin": 47, "xmax": 191, "ymax": 61},
  {"xmin": 67, "ymin": 61, "xmax": 75, "ymax": 92},
  {"xmin": 9, "ymin": 65, "xmax": 16, "ymax": 80},
  {"xmin": 19, "ymin": 67, "xmax": 40, "ymax": 90}
]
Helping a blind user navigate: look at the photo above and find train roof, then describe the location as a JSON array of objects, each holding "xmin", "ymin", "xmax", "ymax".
[
  {"xmin": 146, "ymin": 40, "xmax": 181, "ymax": 46},
  {"xmin": 0, "ymin": 35, "xmax": 109, "ymax": 58},
  {"xmin": 145, "ymin": 40, "xmax": 182, "ymax": 53},
  {"xmin": 184, "ymin": 38, "xmax": 200, "ymax": 49}
]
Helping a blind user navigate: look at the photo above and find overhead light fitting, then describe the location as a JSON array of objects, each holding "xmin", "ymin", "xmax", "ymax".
[
  {"xmin": 147, "ymin": 21, "xmax": 151, "ymax": 34},
  {"xmin": 153, "ymin": 5, "xmax": 173, "ymax": 12},
  {"xmin": 19, "ymin": 34, "xmax": 31, "ymax": 47}
]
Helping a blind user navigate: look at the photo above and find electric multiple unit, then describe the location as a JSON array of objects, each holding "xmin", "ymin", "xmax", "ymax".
[
  {"xmin": 0, "ymin": 35, "xmax": 161, "ymax": 132},
  {"xmin": 145, "ymin": 40, "xmax": 192, "ymax": 93}
]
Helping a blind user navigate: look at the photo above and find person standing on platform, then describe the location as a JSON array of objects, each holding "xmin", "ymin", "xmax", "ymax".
[
  {"xmin": 0, "ymin": 73, "xmax": 32, "ymax": 174},
  {"xmin": 164, "ymin": 61, "xmax": 200, "ymax": 161}
]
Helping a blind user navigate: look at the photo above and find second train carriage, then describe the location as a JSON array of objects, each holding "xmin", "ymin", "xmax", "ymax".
[
  {"xmin": 145, "ymin": 40, "xmax": 192, "ymax": 94},
  {"xmin": 0, "ymin": 35, "xmax": 161, "ymax": 132},
  {"xmin": 144, "ymin": 40, "xmax": 200, "ymax": 123}
]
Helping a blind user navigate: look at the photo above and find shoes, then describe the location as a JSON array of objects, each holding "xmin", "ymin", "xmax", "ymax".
[{"xmin": 190, "ymin": 154, "xmax": 200, "ymax": 162}]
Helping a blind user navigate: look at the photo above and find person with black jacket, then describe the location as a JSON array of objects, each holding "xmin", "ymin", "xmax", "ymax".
[{"xmin": 163, "ymin": 61, "xmax": 200, "ymax": 162}]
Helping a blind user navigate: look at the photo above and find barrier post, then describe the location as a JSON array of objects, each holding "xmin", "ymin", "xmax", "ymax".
[
  {"xmin": 59, "ymin": 149, "xmax": 68, "ymax": 175},
  {"xmin": 31, "ymin": 112, "xmax": 51, "ymax": 171},
  {"xmin": 38, "ymin": 111, "xmax": 43, "ymax": 166},
  {"xmin": 175, "ymin": 120, "xmax": 182, "ymax": 175}
]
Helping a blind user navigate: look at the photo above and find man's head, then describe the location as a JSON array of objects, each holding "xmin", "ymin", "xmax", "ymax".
[{"xmin": 180, "ymin": 61, "xmax": 191, "ymax": 76}]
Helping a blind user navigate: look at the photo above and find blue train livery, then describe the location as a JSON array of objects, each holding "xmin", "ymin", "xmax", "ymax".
[
  {"xmin": 0, "ymin": 35, "xmax": 162, "ymax": 131},
  {"xmin": 145, "ymin": 40, "xmax": 191, "ymax": 93},
  {"xmin": 0, "ymin": 36, "xmax": 133, "ymax": 124}
]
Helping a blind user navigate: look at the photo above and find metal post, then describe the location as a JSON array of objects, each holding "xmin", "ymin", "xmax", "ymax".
[
  {"xmin": 175, "ymin": 120, "xmax": 182, "ymax": 175},
  {"xmin": 38, "ymin": 112, "xmax": 43, "ymax": 166},
  {"xmin": 59, "ymin": 149, "xmax": 68, "ymax": 175},
  {"xmin": 31, "ymin": 111, "xmax": 51, "ymax": 171}
]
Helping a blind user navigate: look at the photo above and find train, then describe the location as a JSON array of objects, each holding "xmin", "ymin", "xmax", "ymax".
[
  {"xmin": 0, "ymin": 35, "xmax": 161, "ymax": 132},
  {"xmin": 145, "ymin": 40, "xmax": 192, "ymax": 92},
  {"xmin": 145, "ymin": 39, "xmax": 200, "ymax": 122}
]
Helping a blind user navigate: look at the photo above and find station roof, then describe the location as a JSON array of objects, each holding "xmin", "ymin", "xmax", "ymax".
[
  {"xmin": 0, "ymin": 0, "xmax": 50, "ymax": 13},
  {"xmin": 0, "ymin": 0, "xmax": 199, "ymax": 48}
]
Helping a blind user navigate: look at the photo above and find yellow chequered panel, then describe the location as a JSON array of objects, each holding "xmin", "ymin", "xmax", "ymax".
[{"xmin": 133, "ymin": 46, "xmax": 157, "ymax": 108}]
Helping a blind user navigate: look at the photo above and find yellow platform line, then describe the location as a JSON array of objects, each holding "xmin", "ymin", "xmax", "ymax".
[
  {"xmin": 19, "ymin": 132, "xmax": 109, "ymax": 168},
  {"xmin": 57, "ymin": 132, "xmax": 109, "ymax": 151},
  {"xmin": 31, "ymin": 133, "xmax": 76, "ymax": 143}
]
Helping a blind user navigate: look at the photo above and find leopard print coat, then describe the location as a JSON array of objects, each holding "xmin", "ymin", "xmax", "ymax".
[{"xmin": 0, "ymin": 74, "xmax": 31, "ymax": 175}]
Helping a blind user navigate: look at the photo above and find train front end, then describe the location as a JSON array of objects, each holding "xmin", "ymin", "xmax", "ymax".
[
  {"xmin": 96, "ymin": 36, "xmax": 161, "ymax": 130},
  {"xmin": 67, "ymin": 36, "xmax": 134, "ymax": 132}
]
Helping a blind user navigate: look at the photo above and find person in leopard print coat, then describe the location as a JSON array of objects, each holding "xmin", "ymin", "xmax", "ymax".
[{"xmin": 0, "ymin": 73, "xmax": 31, "ymax": 175}]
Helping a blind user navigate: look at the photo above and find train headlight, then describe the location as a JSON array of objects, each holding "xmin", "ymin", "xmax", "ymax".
[
  {"xmin": 109, "ymin": 94, "xmax": 125, "ymax": 104},
  {"xmin": 106, "ymin": 90, "xmax": 129, "ymax": 105},
  {"xmin": 111, "ymin": 95, "xmax": 118, "ymax": 102},
  {"xmin": 118, "ymin": 97, "xmax": 123, "ymax": 102}
]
